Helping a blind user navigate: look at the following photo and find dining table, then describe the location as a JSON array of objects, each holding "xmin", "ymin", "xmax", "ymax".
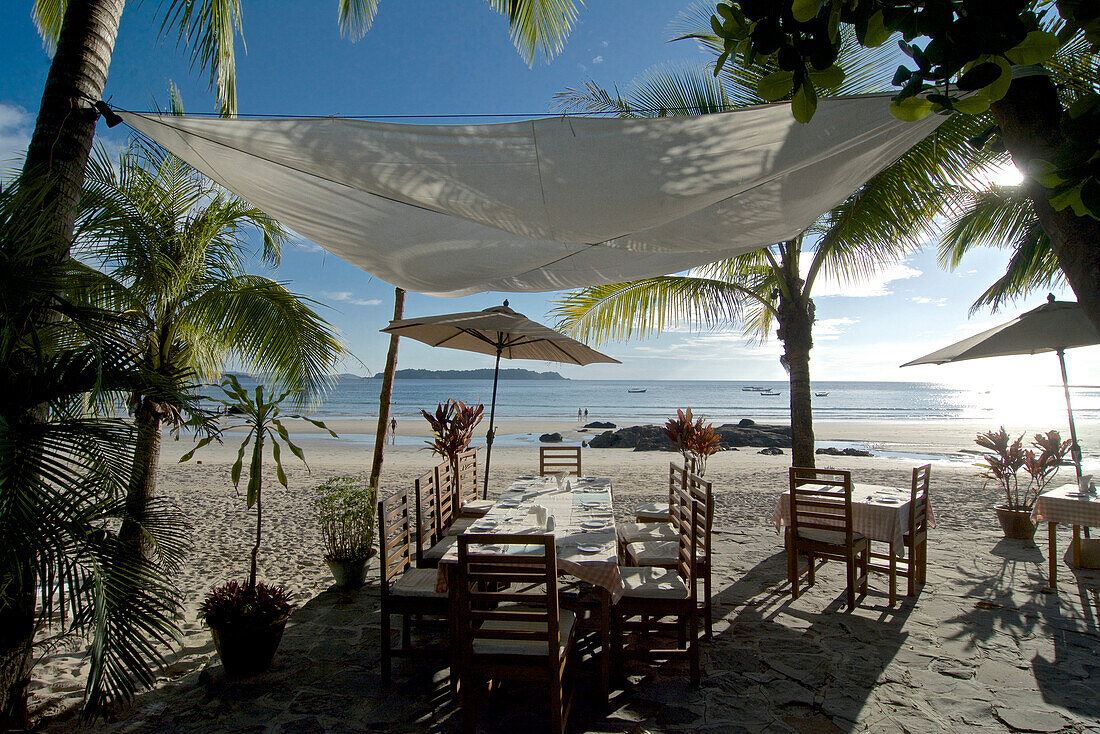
[
  {"xmin": 1033, "ymin": 483, "xmax": 1100, "ymax": 588},
  {"xmin": 772, "ymin": 482, "xmax": 935, "ymax": 557},
  {"xmin": 435, "ymin": 474, "xmax": 621, "ymax": 698}
]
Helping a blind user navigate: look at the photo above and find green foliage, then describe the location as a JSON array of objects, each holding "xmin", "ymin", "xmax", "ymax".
[
  {"xmin": 312, "ymin": 476, "xmax": 376, "ymax": 562},
  {"xmin": 1, "ymin": 175, "xmax": 192, "ymax": 718},
  {"xmin": 180, "ymin": 374, "xmax": 335, "ymax": 588},
  {"xmin": 705, "ymin": 1, "xmax": 1100, "ymax": 219}
]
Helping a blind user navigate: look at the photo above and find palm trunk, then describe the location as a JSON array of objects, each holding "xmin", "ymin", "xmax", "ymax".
[
  {"xmin": 777, "ymin": 289, "xmax": 815, "ymax": 468},
  {"xmin": 991, "ymin": 73, "xmax": 1100, "ymax": 333},
  {"xmin": 22, "ymin": 0, "xmax": 126, "ymax": 259},
  {"xmin": 369, "ymin": 288, "xmax": 404, "ymax": 489},
  {"xmin": 0, "ymin": 568, "xmax": 35, "ymax": 730},
  {"xmin": 119, "ymin": 398, "xmax": 163, "ymax": 554}
]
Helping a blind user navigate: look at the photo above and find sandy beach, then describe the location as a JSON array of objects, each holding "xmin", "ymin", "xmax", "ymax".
[{"xmin": 29, "ymin": 419, "xmax": 1100, "ymax": 732}]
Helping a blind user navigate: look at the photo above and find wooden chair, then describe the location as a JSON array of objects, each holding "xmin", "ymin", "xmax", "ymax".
[
  {"xmin": 613, "ymin": 488, "xmax": 702, "ymax": 686},
  {"xmin": 623, "ymin": 471, "xmax": 714, "ymax": 637},
  {"xmin": 437, "ymin": 459, "xmax": 476, "ymax": 537},
  {"xmin": 868, "ymin": 464, "xmax": 931, "ymax": 603},
  {"xmin": 378, "ymin": 489, "xmax": 450, "ymax": 685},
  {"xmin": 633, "ymin": 460, "xmax": 693, "ymax": 523},
  {"xmin": 413, "ymin": 468, "xmax": 455, "ymax": 568},
  {"xmin": 539, "ymin": 445, "xmax": 582, "ymax": 477},
  {"xmin": 454, "ymin": 534, "xmax": 575, "ymax": 734},
  {"xmin": 787, "ymin": 467, "xmax": 869, "ymax": 610},
  {"xmin": 456, "ymin": 448, "xmax": 492, "ymax": 518}
]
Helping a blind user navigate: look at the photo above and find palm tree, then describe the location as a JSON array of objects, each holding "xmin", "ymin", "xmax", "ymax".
[
  {"xmin": 552, "ymin": 31, "xmax": 996, "ymax": 467},
  {"xmin": 71, "ymin": 142, "xmax": 346, "ymax": 555},
  {"xmin": 0, "ymin": 176, "xmax": 196, "ymax": 727}
]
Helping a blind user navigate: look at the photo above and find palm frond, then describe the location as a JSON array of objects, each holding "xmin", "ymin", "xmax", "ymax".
[
  {"xmin": 487, "ymin": 0, "xmax": 580, "ymax": 66},
  {"xmin": 159, "ymin": 0, "xmax": 244, "ymax": 117},
  {"xmin": 338, "ymin": 0, "xmax": 379, "ymax": 41},
  {"xmin": 31, "ymin": 0, "xmax": 66, "ymax": 52}
]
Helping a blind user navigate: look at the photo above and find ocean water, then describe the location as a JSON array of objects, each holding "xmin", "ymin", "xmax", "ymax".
[{"xmin": 223, "ymin": 376, "xmax": 1100, "ymax": 427}]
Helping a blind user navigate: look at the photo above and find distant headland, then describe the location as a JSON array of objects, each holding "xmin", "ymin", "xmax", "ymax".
[{"xmin": 372, "ymin": 368, "xmax": 567, "ymax": 380}]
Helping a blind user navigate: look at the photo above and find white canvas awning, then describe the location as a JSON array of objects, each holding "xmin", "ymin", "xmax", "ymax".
[{"xmin": 119, "ymin": 94, "xmax": 943, "ymax": 296}]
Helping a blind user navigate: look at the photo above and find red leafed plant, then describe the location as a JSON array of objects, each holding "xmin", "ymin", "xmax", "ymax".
[
  {"xmin": 975, "ymin": 427, "xmax": 1071, "ymax": 511},
  {"xmin": 664, "ymin": 408, "xmax": 722, "ymax": 475},
  {"xmin": 200, "ymin": 580, "xmax": 292, "ymax": 628},
  {"xmin": 422, "ymin": 399, "xmax": 484, "ymax": 476}
]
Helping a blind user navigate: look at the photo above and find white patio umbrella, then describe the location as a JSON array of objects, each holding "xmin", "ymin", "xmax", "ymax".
[
  {"xmin": 382, "ymin": 301, "xmax": 619, "ymax": 496},
  {"xmin": 902, "ymin": 294, "xmax": 1100, "ymax": 480}
]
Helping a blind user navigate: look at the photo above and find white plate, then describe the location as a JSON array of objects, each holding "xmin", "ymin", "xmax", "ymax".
[
  {"xmin": 580, "ymin": 502, "xmax": 606, "ymax": 509},
  {"xmin": 498, "ymin": 501, "xmax": 520, "ymax": 508},
  {"xmin": 874, "ymin": 497, "xmax": 900, "ymax": 504},
  {"xmin": 517, "ymin": 475, "xmax": 537, "ymax": 480},
  {"xmin": 576, "ymin": 545, "xmax": 603, "ymax": 554},
  {"xmin": 470, "ymin": 523, "xmax": 497, "ymax": 531},
  {"xmin": 581, "ymin": 520, "xmax": 609, "ymax": 529}
]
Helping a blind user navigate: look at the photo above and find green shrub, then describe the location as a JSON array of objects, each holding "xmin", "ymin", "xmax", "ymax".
[{"xmin": 312, "ymin": 476, "xmax": 377, "ymax": 562}]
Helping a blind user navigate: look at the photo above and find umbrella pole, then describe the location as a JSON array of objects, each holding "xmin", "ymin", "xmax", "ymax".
[
  {"xmin": 1057, "ymin": 348, "xmax": 1084, "ymax": 483},
  {"xmin": 483, "ymin": 347, "xmax": 503, "ymax": 499}
]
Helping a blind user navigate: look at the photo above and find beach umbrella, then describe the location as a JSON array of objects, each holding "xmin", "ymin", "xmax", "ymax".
[
  {"xmin": 382, "ymin": 301, "xmax": 619, "ymax": 496},
  {"xmin": 901, "ymin": 294, "xmax": 1100, "ymax": 480}
]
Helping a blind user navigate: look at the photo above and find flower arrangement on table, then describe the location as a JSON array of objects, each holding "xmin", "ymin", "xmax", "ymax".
[{"xmin": 664, "ymin": 408, "xmax": 722, "ymax": 475}]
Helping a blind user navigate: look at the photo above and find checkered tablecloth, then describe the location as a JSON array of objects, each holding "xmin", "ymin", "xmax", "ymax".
[
  {"xmin": 772, "ymin": 483, "xmax": 935, "ymax": 556},
  {"xmin": 436, "ymin": 476, "xmax": 624, "ymax": 601},
  {"xmin": 1032, "ymin": 484, "xmax": 1100, "ymax": 526}
]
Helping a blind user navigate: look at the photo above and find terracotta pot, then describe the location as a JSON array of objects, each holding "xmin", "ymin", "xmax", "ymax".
[
  {"xmin": 995, "ymin": 506, "xmax": 1036, "ymax": 540},
  {"xmin": 208, "ymin": 614, "xmax": 289, "ymax": 677},
  {"xmin": 325, "ymin": 554, "xmax": 371, "ymax": 589}
]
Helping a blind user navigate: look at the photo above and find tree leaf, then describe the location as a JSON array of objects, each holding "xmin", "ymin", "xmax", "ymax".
[
  {"xmin": 862, "ymin": 11, "xmax": 890, "ymax": 47},
  {"xmin": 758, "ymin": 70, "xmax": 795, "ymax": 101},
  {"xmin": 954, "ymin": 94, "xmax": 991, "ymax": 114},
  {"xmin": 1005, "ymin": 30, "xmax": 1061, "ymax": 65},
  {"xmin": 246, "ymin": 438, "xmax": 263, "ymax": 508},
  {"xmin": 984, "ymin": 57, "xmax": 1013, "ymax": 102},
  {"xmin": 791, "ymin": 0, "xmax": 820, "ymax": 24},
  {"xmin": 889, "ymin": 96, "xmax": 935, "ymax": 121},
  {"xmin": 808, "ymin": 64, "xmax": 844, "ymax": 90},
  {"xmin": 791, "ymin": 81, "xmax": 818, "ymax": 123},
  {"xmin": 271, "ymin": 439, "xmax": 288, "ymax": 488},
  {"xmin": 956, "ymin": 62, "xmax": 1003, "ymax": 91},
  {"xmin": 178, "ymin": 435, "xmax": 215, "ymax": 462}
]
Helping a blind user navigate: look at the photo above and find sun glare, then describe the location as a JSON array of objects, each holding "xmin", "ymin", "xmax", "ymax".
[{"xmin": 989, "ymin": 163, "xmax": 1024, "ymax": 187}]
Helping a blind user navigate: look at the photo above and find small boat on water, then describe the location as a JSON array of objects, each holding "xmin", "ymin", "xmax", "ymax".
[
  {"xmin": 760, "ymin": 389, "xmax": 781, "ymax": 396},
  {"xmin": 741, "ymin": 386, "xmax": 765, "ymax": 391},
  {"xmin": 815, "ymin": 391, "xmax": 829, "ymax": 397},
  {"xmin": 627, "ymin": 388, "xmax": 647, "ymax": 393}
]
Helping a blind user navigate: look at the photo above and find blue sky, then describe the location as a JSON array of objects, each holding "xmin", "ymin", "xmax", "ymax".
[{"xmin": 2, "ymin": 1, "xmax": 1097, "ymax": 386}]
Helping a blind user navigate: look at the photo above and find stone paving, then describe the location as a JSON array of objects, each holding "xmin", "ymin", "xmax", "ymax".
[{"xmin": 48, "ymin": 522, "xmax": 1100, "ymax": 733}]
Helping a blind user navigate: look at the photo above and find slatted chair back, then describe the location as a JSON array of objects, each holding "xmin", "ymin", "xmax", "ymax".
[
  {"xmin": 789, "ymin": 467, "xmax": 855, "ymax": 545},
  {"xmin": 684, "ymin": 470, "xmax": 713, "ymax": 569},
  {"xmin": 413, "ymin": 469, "xmax": 442, "ymax": 566},
  {"xmin": 456, "ymin": 448, "xmax": 479, "ymax": 508},
  {"xmin": 910, "ymin": 464, "xmax": 931, "ymax": 537},
  {"xmin": 434, "ymin": 460, "xmax": 456, "ymax": 529},
  {"xmin": 666, "ymin": 461, "xmax": 688, "ymax": 512},
  {"xmin": 540, "ymin": 445, "xmax": 582, "ymax": 477},
  {"xmin": 378, "ymin": 489, "xmax": 414, "ymax": 596},
  {"xmin": 456, "ymin": 534, "xmax": 562, "ymax": 664}
]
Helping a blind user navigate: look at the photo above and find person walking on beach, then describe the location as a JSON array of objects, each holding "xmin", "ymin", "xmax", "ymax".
[
  {"xmin": 584, "ymin": 408, "xmax": 588, "ymax": 421},
  {"xmin": 578, "ymin": 408, "xmax": 582, "ymax": 423},
  {"xmin": 390, "ymin": 417, "xmax": 397, "ymax": 445}
]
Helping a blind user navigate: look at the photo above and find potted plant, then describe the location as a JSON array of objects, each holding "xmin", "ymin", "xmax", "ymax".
[
  {"xmin": 422, "ymin": 399, "xmax": 484, "ymax": 499},
  {"xmin": 664, "ymin": 408, "xmax": 722, "ymax": 475},
  {"xmin": 312, "ymin": 475, "xmax": 377, "ymax": 589},
  {"xmin": 182, "ymin": 375, "xmax": 336, "ymax": 676},
  {"xmin": 975, "ymin": 427, "xmax": 1071, "ymax": 539}
]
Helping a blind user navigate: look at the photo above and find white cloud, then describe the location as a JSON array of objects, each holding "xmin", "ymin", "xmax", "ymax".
[
  {"xmin": 601, "ymin": 40, "xmax": 608, "ymax": 47},
  {"xmin": 322, "ymin": 290, "xmax": 382, "ymax": 307},
  {"xmin": 290, "ymin": 237, "xmax": 326, "ymax": 254},
  {"xmin": 809, "ymin": 261, "xmax": 923, "ymax": 298},
  {"xmin": 0, "ymin": 103, "xmax": 32, "ymax": 172},
  {"xmin": 592, "ymin": 55, "xmax": 604, "ymax": 64},
  {"xmin": 907, "ymin": 296, "xmax": 948, "ymax": 306},
  {"xmin": 814, "ymin": 317, "xmax": 858, "ymax": 340}
]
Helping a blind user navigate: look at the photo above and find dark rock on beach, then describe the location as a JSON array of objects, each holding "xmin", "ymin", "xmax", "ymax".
[
  {"xmin": 588, "ymin": 422, "xmax": 792, "ymax": 451},
  {"xmin": 539, "ymin": 432, "xmax": 563, "ymax": 443},
  {"xmin": 738, "ymin": 418, "xmax": 755, "ymax": 427},
  {"xmin": 758, "ymin": 447, "xmax": 784, "ymax": 455},
  {"xmin": 816, "ymin": 447, "xmax": 875, "ymax": 457},
  {"xmin": 585, "ymin": 421, "xmax": 616, "ymax": 429}
]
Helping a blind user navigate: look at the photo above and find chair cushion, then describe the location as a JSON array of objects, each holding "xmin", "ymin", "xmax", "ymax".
[
  {"xmin": 390, "ymin": 567, "xmax": 446, "ymax": 599},
  {"xmin": 625, "ymin": 540, "xmax": 706, "ymax": 567},
  {"xmin": 421, "ymin": 536, "xmax": 457, "ymax": 563},
  {"xmin": 445, "ymin": 517, "xmax": 478, "ymax": 537},
  {"xmin": 618, "ymin": 521, "xmax": 677, "ymax": 543},
  {"xmin": 633, "ymin": 502, "xmax": 670, "ymax": 522},
  {"xmin": 795, "ymin": 528, "xmax": 866, "ymax": 546},
  {"xmin": 620, "ymin": 566, "xmax": 688, "ymax": 599},
  {"xmin": 459, "ymin": 499, "xmax": 493, "ymax": 517},
  {"xmin": 471, "ymin": 610, "xmax": 576, "ymax": 657}
]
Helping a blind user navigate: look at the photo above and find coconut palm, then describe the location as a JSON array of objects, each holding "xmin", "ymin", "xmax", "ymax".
[
  {"xmin": 552, "ymin": 29, "xmax": 997, "ymax": 467},
  {"xmin": 0, "ymin": 176, "xmax": 197, "ymax": 727},
  {"xmin": 70, "ymin": 142, "xmax": 346, "ymax": 555}
]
